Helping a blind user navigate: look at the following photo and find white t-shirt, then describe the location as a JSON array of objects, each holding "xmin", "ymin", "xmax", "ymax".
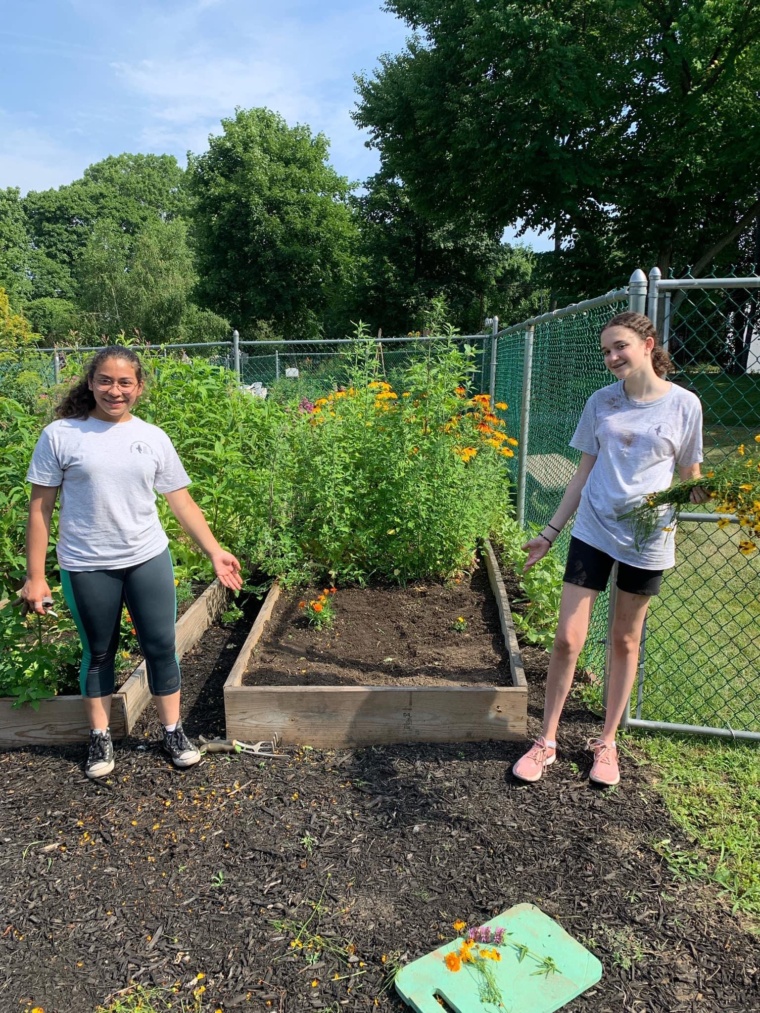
[
  {"xmin": 27, "ymin": 415, "xmax": 191, "ymax": 571},
  {"xmin": 570, "ymin": 380, "xmax": 703, "ymax": 569}
]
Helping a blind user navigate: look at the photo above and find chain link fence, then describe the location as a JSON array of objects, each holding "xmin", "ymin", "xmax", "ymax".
[{"xmin": 497, "ymin": 269, "xmax": 759, "ymax": 740}]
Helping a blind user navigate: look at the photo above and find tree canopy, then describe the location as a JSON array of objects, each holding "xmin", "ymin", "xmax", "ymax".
[
  {"xmin": 188, "ymin": 108, "xmax": 359, "ymax": 338},
  {"xmin": 354, "ymin": 0, "xmax": 760, "ymax": 291}
]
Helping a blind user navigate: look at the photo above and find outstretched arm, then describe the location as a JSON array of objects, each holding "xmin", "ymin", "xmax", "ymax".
[
  {"xmin": 163, "ymin": 488, "xmax": 244, "ymax": 591},
  {"xmin": 521, "ymin": 453, "xmax": 597, "ymax": 571}
]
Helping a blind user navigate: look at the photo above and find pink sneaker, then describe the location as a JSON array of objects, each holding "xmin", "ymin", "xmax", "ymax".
[
  {"xmin": 587, "ymin": 738, "xmax": 620, "ymax": 786},
  {"xmin": 512, "ymin": 737, "xmax": 556, "ymax": 783}
]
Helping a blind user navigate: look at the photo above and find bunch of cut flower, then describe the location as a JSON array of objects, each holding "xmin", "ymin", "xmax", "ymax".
[
  {"xmin": 443, "ymin": 920, "xmax": 559, "ymax": 1008},
  {"xmin": 625, "ymin": 436, "xmax": 760, "ymax": 556},
  {"xmin": 298, "ymin": 587, "xmax": 337, "ymax": 629}
]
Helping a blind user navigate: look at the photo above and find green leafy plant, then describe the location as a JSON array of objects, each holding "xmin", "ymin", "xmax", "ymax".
[
  {"xmin": 299, "ymin": 588, "xmax": 337, "ymax": 629},
  {"xmin": 451, "ymin": 616, "xmax": 468, "ymax": 633}
]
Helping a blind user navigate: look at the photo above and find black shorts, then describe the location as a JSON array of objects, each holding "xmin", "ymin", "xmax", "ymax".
[{"xmin": 563, "ymin": 537, "xmax": 663, "ymax": 597}]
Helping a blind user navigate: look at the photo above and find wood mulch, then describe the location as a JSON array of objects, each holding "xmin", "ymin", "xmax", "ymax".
[{"xmin": 1, "ymin": 567, "xmax": 758, "ymax": 1013}]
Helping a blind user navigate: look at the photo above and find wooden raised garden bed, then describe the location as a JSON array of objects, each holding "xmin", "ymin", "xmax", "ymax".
[
  {"xmin": 0, "ymin": 579, "xmax": 229, "ymax": 747},
  {"xmin": 224, "ymin": 542, "xmax": 527, "ymax": 747}
]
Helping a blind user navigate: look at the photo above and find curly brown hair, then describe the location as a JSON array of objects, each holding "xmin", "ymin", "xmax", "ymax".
[
  {"xmin": 602, "ymin": 311, "xmax": 674, "ymax": 378},
  {"xmin": 56, "ymin": 346, "xmax": 145, "ymax": 420}
]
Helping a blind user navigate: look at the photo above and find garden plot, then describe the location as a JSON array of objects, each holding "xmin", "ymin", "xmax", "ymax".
[
  {"xmin": 224, "ymin": 543, "xmax": 527, "ymax": 747},
  {"xmin": 0, "ymin": 579, "xmax": 228, "ymax": 747}
]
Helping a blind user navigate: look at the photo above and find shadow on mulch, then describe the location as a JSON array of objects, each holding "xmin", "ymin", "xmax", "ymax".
[{"xmin": 0, "ymin": 575, "xmax": 758, "ymax": 1013}]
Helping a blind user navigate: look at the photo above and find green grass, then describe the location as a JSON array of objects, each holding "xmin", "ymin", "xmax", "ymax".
[
  {"xmin": 639, "ymin": 523, "xmax": 760, "ymax": 730},
  {"xmin": 631, "ymin": 733, "xmax": 760, "ymax": 920}
]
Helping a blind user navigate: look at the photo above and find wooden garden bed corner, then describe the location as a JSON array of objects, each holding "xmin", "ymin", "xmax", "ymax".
[
  {"xmin": 0, "ymin": 579, "xmax": 229, "ymax": 748},
  {"xmin": 223, "ymin": 541, "xmax": 528, "ymax": 748}
]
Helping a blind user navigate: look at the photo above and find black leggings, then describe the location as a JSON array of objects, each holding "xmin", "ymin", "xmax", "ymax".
[{"xmin": 61, "ymin": 549, "xmax": 180, "ymax": 699}]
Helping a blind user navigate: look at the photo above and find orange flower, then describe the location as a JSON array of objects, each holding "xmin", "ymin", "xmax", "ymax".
[
  {"xmin": 299, "ymin": 601, "xmax": 306, "ymax": 608},
  {"xmin": 495, "ymin": 401, "xmax": 508, "ymax": 410},
  {"xmin": 473, "ymin": 393, "xmax": 491, "ymax": 406},
  {"xmin": 312, "ymin": 603, "xmax": 323, "ymax": 612},
  {"xmin": 453, "ymin": 920, "xmax": 467, "ymax": 933},
  {"xmin": 455, "ymin": 386, "xmax": 466, "ymax": 397},
  {"xmin": 477, "ymin": 422, "xmax": 492, "ymax": 433},
  {"xmin": 444, "ymin": 952, "xmax": 461, "ymax": 972},
  {"xmin": 329, "ymin": 587, "xmax": 337, "ymax": 594}
]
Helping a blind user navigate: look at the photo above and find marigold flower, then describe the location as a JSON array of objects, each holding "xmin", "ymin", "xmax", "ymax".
[
  {"xmin": 477, "ymin": 422, "xmax": 492, "ymax": 433},
  {"xmin": 739, "ymin": 484, "xmax": 753, "ymax": 491},
  {"xmin": 738, "ymin": 444, "xmax": 746, "ymax": 455},
  {"xmin": 473, "ymin": 393, "xmax": 491, "ymax": 405},
  {"xmin": 313, "ymin": 603, "xmax": 323, "ymax": 612},
  {"xmin": 495, "ymin": 402, "xmax": 508, "ymax": 410},
  {"xmin": 755, "ymin": 434, "xmax": 760, "ymax": 442},
  {"xmin": 500, "ymin": 448, "xmax": 514, "ymax": 457},
  {"xmin": 506, "ymin": 436, "xmax": 519, "ymax": 446},
  {"xmin": 444, "ymin": 952, "xmax": 461, "ymax": 972},
  {"xmin": 329, "ymin": 587, "xmax": 337, "ymax": 594},
  {"xmin": 716, "ymin": 518, "xmax": 731, "ymax": 529},
  {"xmin": 453, "ymin": 919, "xmax": 467, "ymax": 932},
  {"xmin": 739, "ymin": 540, "xmax": 757, "ymax": 554}
]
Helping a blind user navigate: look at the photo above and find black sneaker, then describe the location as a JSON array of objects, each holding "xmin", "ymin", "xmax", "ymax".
[
  {"xmin": 161, "ymin": 721, "xmax": 201, "ymax": 768},
  {"xmin": 86, "ymin": 728, "xmax": 114, "ymax": 779}
]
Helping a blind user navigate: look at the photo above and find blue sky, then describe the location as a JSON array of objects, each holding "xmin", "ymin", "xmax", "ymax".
[{"xmin": 0, "ymin": 0, "xmax": 551, "ymax": 249}]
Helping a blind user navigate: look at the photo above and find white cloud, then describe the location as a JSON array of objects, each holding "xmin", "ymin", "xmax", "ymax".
[{"xmin": 0, "ymin": 114, "xmax": 94, "ymax": 193}]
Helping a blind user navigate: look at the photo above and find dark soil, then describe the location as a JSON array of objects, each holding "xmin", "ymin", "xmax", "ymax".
[
  {"xmin": 1, "ymin": 571, "xmax": 758, "ymax": 1013},
  {"xmin": 245, "ymin": 563, "xmax": 511, "ymax": 687}
]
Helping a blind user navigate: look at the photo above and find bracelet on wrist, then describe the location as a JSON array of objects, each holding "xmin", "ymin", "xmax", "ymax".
[
  {"xmin": 538, "ymin": 532, "xmax": 554, "ymax": 546},
  {"xmin": 546, "ymin": 523, "xmax": 561, "ymax": 534}
]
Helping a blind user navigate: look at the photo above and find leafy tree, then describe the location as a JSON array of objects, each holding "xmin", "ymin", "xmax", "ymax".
[
  {"xmin": 75, "ymin": 218, "xmax": 201, "ymax": 344},
  {"xmin": 188, "ymin": 107, "xmax": 358, "ymax": 338},
  {"xmin": 354, "ymin": 0, "xmax": 760, "ymax": 293},
  {"xmin": 0, "ymin": 189, "xmax": 32, "ymax": 303},
  {"xmin": 23, "ymin": 297, "xmax": 80, "ymax": 347},
  {"xmin": 349, "ymin": 172, "xmax": 542, "ymax": 334},
  {"xmin": 22, "ymin": 153, "xmax": 188, "ymax": 299},
  {"xmin": 0, "ymin": 288, "xmax": 37, "ymax": 350}
]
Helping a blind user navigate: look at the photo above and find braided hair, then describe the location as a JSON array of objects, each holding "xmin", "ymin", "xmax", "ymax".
[
  {"xmin": 56, "ymin": 346, "xmax": 144, "ymax": 419},
  {"xmin": 602, "ymin": 312, "xmax": 674, "ymax": 378}
]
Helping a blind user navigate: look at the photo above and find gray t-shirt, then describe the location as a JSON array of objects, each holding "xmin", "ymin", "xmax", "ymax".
[
  {"xmin": 570, "ymin": 380, "xmax": 703, "ymax": 569},
  {"xmin": 27, "ymin": 415, "xmax": 190, "ymax": 571}
]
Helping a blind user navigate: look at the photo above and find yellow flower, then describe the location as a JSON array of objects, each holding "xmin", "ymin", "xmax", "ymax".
[
  {"xmin": 499, "ymin": 448, "xmax": 515, "ymax": 457},
  {"xmin": 737, "ymin": 444, "xmax": 745, "ymax": 455},
  {"xmin": 453, "ymin": 919, "xmax": 467, "ymax": 932},
  {"xmin": 755, "ymin": 434, "xmax": 760, "ymax": 442},
  {"xmin": 739, "ymin": 484, "xmax": 753, "ymax": 492},
  {"xmin": 505, "ymin": 436, "xmax": 519, "ymax": 446},
  {"xmin": 495, "ymin": 402, "xmax": 508, "ymax": 410},
  {"xmin": 739, "ymin": 540, "xmax": 757, "ymax": 555},
  {"xmin": 716, "ymin": 518, "xmax": 731, "ymax": 529}
]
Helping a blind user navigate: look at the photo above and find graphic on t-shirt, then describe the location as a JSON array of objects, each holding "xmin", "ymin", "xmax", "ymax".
[{"xmin": 130, "ymin": 441, "xmax": 155, "ymax": 457}]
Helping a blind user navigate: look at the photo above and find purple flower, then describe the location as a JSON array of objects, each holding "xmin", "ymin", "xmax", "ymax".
[
  {"xmin": 299, "ymin": 397, "xmax": 316, "ymax": 414},
  {"xmin": 493, "ymin": 928, "xmax": 505, "ymax": 946}
]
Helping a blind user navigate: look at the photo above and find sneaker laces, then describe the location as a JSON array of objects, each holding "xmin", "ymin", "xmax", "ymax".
[
  {"xmin": 587, "ymin": 738, "xmax": 616, "ymax": 765},
  {"xmin": 89, "ymin": 732, "xmax": 109, "ymax": 762},
  {"xmin": 165, "ymin": 725, "xmax": 193, "ymax": 754},
  {"xmin": 527, "ymin": 737, "xmax": 554, "ymax": 761}
]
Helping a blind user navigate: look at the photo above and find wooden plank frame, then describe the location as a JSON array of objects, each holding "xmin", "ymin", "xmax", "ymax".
[
  {"xmin": 0, "ymin": 579, "xmax": 229, "ymax": 748},
  {"xmin": 224, "ymin": 542, "xmax": 528, "ymax": 747}
]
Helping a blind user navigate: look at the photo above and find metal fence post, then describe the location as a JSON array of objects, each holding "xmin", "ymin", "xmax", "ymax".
[
  {"xmin": 232, "ymin": 329, "xmax": 241, "ymax": 381},
  {"xmin": 516, "ymin": 325, "xmax": 534, "ymax": 528},
  {"xmin": 647, "ymin": 265, "xmax": 662, "ymax": 326},
  {"xmin": 487, "ymin": 316, "xmax": 499, "ymax": 403},
  {"xmin": 275, "ymin": 349, "xmax": 280, "ymax": 381},
  {"xmin": 628, "ymin": 269, "xmax": 647, "ymax": 314},
  {"xmin": 53, "ymin": 349, "xmax": 60, "ymax": 385}
]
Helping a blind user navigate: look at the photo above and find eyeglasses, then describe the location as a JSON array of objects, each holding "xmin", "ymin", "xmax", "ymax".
[{"xmin": 93, "ymin": 378, "xmax": 138, "ymax": 392}]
